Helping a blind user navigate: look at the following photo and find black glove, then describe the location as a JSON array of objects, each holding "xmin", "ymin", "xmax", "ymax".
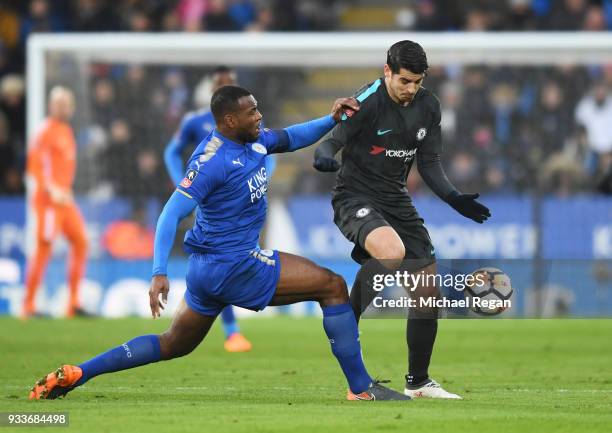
[
  {"xmin": 313, "ymin": 155, "xmax": 340, "ymax": 172},
  {"xmin": 446, "ymin": 191, "xmax": 491, "ymax": 223}
]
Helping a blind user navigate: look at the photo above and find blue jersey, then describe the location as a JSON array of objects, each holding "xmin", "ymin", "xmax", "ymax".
[
  {"xmin": 176, "ymin": 128, "xmax": 288, "ymax": 256},
  {"xmin": 177, "ymin": 110, "xmax": 216, "ymax": 150},
  {"xmin": 166, "ymin": 109, "xmax": 276, "ymax": 185}
]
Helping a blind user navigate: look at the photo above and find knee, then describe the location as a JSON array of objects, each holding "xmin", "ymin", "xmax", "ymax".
[
  {"xmin": 375, "ymin": 243, "xmax": 405, "ymax": 269},
  {"xmin": 158, "ymin": 330, "xmax": 197, "ymax": 360},
  {"xmin": 320, "ymin": 271, "xmax": 349, "ymax": 305}
]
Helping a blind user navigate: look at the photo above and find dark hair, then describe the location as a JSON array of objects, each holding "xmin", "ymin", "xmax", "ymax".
[
  {"xmin": 386, "ymin": 40, "xmax": 428, "ymax": 75},
  {"xmin": 212, "ymin": 65, "xmax": 234, "ymax": 75},
  {"xmin": 210, "ymin": 85, "xmax": 252, "ymax": 121}
]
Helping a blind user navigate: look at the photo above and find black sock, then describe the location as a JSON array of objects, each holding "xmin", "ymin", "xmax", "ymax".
[
  {"xmin": 406, "ymin": 317, "xmax": 438, "ymax": 386},
  {"xmin": 349, "ymin": 259, "xmax": 394, "ymax": 323}
]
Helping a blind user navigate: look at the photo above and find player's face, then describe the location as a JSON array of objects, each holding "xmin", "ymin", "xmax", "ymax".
[
  {"xmin": 233, "ymin": 95, "xmax": 262, "ymax": 143},
  {"xmin": 384, "ymin": 64, "xmax": 424, "ymax": 105},
  {"xmin": 49, "ymin": 89, "xmax": 75, "ymax": 121}
]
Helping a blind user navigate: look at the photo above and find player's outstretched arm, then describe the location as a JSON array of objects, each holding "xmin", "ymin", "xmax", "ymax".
[
  {"xmin": 164, "ymin": 137, "xmax": 186, "ymax": 185},
  {"xmin": 150, "ymin": 191, "xmax": 196, "ymax": 317},
  {"xmin": 417, "ymin": 153, "xmax": 491, "ymax": 223},
  {"xmin": 313, "ymin": 99, "xmax": 363, "ymax": 172},
  {"xmin": 281, "ymin": 97, "xmax": 359, "ymax": 153}
]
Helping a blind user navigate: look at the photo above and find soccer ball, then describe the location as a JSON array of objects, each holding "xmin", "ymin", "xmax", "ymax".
[{"xmin": 464, "ymin": 267, "xmax": 513, "ymax": 316}]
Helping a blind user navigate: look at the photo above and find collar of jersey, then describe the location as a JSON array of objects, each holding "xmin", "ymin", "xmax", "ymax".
[{"xmin": 211, "ymin": 130, "xmax": 248, "ymax": 150}]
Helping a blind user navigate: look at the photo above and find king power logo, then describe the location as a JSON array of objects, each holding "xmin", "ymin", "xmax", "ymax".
[{"xmin": 247, "ymin": 167, "xmax": 268, "ymax": 203}]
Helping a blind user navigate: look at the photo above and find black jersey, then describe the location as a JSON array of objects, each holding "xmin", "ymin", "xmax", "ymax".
[{"xmin": 331, "ymin": 78, "xmax": 443, "ymax": 208}]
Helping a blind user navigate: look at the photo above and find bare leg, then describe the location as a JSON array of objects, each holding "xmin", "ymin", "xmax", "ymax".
[
  {"xmin": 269, "ymin": 252, "xmax": 348, "ymax": 307},
  {"xmin": 159, "ymin": 299, "xmax": 217, "ymax": 360}
]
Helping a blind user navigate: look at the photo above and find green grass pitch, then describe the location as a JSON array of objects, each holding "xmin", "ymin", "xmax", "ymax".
[{"xmin": 1, "ymin": 317, "xmax": 611, "ymax": 433}]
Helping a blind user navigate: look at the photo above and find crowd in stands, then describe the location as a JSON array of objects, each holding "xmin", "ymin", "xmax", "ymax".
[{"xmin": 0, "ymin": 0, "xmax": 611, "ymax": 198}]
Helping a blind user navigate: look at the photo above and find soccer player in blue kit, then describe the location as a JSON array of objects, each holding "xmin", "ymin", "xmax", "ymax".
[
  {"xmin": 164, "ymin": 65, "xmax": 264, "ymax": 352},
  {"xmin": 29, "ymin": 86, "xmax": 410, "ymax": 401}
]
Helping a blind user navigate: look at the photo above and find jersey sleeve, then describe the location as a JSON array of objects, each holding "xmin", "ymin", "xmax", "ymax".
[
  {"xmin": 175, "ymin": 113, "xmax": 196, "ymax": 149},
  {"xmin": 418, "ymin": 95, "xmax": 443, "ymax": 155},
  {"xmin": 176, "ymin": 154, "xmax": 225, "ymax": 203},
  {"xmin": 258, "ymin": 128, "xmax": 290, "ymax": 154},
  {"xmin": 325, "ymin": 96, "xmax": 373, "ymax": 148}
]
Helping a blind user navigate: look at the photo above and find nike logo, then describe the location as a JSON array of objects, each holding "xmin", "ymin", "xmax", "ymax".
[
  {"xmin": 377, "ymin": 129, "xmax": 392, "ymax": 136},
  {"xmin": 232, "ymin": 158, "xmax": 244, "ymax": 167}
]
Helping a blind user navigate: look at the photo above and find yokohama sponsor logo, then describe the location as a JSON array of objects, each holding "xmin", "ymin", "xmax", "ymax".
[
  {"xmin": 385, "ymin": 149, "xmax": 416, "ymax": 158},
  {"xmin": 369, "ymin": 146, "xmax": 417, "ymax": 159}
]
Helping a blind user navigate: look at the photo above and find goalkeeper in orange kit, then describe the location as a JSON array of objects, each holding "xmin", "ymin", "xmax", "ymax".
[{"xmin": 23, "ymin": 86, "xmax": 88, "ymax": 318}]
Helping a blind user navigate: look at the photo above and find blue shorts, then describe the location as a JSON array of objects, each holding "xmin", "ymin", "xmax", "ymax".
[{"xmin": 184, "ymin": 249, "xmax": 281, "ymax": 317}]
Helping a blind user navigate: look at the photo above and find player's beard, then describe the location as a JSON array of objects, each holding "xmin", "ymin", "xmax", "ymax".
[{"xmin": 237, "ymin": 127, "xmax": 258, "ymax": 144}]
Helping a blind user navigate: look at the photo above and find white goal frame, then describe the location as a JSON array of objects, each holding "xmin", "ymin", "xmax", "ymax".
[{"xmin": 27, "ymin": 31, "xmax": 612, "ymax": 141}]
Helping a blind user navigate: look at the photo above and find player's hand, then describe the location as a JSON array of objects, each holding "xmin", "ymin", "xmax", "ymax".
[
  {"xmin": 313, "ymin": 155, "xmax": 340, "ymax": 172},
  {"xmin": 149, "ymin": 275, "xmax": 170, "ymax": 318},
  {"xmin": 47, "ymin": 184, "xmax": 73, "ymax": 205},
  {"xmin": 447, "ymin": 192, "xmax": 491, "ymax": 223},
  {"xmin": 330, "ymin": 97, "xmax": 360, "ymax": 122}
]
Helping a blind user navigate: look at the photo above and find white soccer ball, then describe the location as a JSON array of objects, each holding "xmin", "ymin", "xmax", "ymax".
[{"xmin": 464, "ymin": 267, "xmax": 513, "ymax": 316}]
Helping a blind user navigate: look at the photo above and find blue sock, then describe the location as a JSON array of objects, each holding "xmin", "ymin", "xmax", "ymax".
[
  {"xmin": 322, "ymin": 303, "xmax": 372, "ymax": 394},
  {"xmin": 75, "ymin": 335, "xmax": 161, "ymax": 386},
  {"xmin": 220, "ymin": 306, "xmax": 239, "ymax": 339}
]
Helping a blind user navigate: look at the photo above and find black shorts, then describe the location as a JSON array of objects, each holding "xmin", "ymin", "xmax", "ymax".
[{"xmin": 332, "ymin": 191, "xmax": 436, "ymax": 265}]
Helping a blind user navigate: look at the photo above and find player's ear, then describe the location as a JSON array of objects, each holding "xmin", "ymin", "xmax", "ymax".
[
  {"xmin": 223, "ymin": 113, "xmax": 236, "ymax": 129},
  {"xmin": 383, "ymin": 64, "xmax": 392, "ymax": 79}
]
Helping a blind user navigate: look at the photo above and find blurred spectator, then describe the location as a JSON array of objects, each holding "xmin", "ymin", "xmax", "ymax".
[
  {"xmin": 103, "ymin": 204, "xmax": 154, "ymax": 259},
  {"xmin": 447, "ymin": 151, "xmax": 481, "ymax": 193},
  {"xmin": 540, "ymin": 152, "xmax": 586, "ymax": 196},
  {"xmin": 70, "ymin": 0, "xmax": 119, "ymax": 32},
  {"xmin": 464, "ymin": 8, "xmax": 491, "ymax": 31},
  {"xmin": 176, "ymin": 0, "xmax": 207, "ymax": 32},
  {"xmin": 92, "ymin": 78, "xmax": 116, "ymax": 128},
  {"xmin": 0, "ymin": 74, "xmax": 25, "ymax": 147},
  {"xmin": 103, "ymin": 118, "xmax": 138, "ymax": 197},
  {"xmin": 575, "ymin": 82, "xmax": 612, "ymax": 176},
  {"xmin": 125, "ymin": 8, "xmax": 152, "ymax": 32},
  {"xmin": 489, "ymin": 83, "xmax": 520, "ymax": 147},
  {"xmin": 0, "ymin": 3, "xmax": 20, "ymax": 54},
  {"xmin": 504, "ymin": 0, "xmax": 539, "ymax": 30},
  {"xmin": 20, "ymin": 0, "xmax": 66, "ymax": 43},
  {"xmin": 545, "ymin": 0, "xmax": 587, "ymax": 30},
  {"xmin": 413, "ymin": 0, "xmax": 446, "ymax": 31},
  {"xmin": 534, "ymin": 81, "xmax": 572, "ymax": 155},
  {"xmin": 439, "ymin": 81, "xmax": 462, "ymax": 143},
  {"xmin": 203, "ymin": 0, "xmax": 243, "ymax": 31},
  {"xmin": 0, "ymin": 111, "xmax": 22, "ymax": 194},
  {"xmin": 583, "ymin": 5, "xmax": 607, "ymax": 30},
  {"xmin": 164, "ymin": 68, "xmax": 189, "ymax": 123}
]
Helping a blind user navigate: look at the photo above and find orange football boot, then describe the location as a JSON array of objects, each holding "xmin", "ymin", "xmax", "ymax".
[
  {"xmin": 223, "ymin": 333, "xmax": 252, "ymax": 353},
  {"xmin": 29, "ymin": 365, "xmax": 82, "ymax": 400}
]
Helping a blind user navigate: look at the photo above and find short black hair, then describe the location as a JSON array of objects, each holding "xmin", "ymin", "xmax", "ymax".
[
  {"xmin": 210, "ymin": 85, "xmax": 252, "ymax": 121},
  {"xmin": 212, "ymin": 65, "xmax": 234, "ymax": 75},
  {"xmin": 386, "ymin": 40, "xmax": 428, "ymax": 75}
]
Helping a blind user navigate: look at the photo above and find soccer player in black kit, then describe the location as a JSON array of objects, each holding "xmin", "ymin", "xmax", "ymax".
[{"xmin": 313, "ymin": 40, "xmax": 491, "ymax": 399}]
